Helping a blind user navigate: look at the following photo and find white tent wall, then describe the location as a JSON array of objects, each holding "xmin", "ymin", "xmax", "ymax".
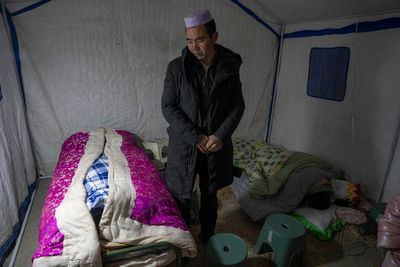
[
  {"xmin": 270, "ymin": 13, "xmax": 400, "ymax": 201},
  {"xmin": 0, "ymin": 10, "xmax": 37, "ymax": 262},
  {"xmin": 5, "ymin": 0, "xmax": 279, "ymax": 177},
  {"xmin": 252, "ymin": 0, "xmax": 400, "ymax": 24},
  {"xmin": 382, "ymin": 134, "xmax": 400, "ymax": 202}
]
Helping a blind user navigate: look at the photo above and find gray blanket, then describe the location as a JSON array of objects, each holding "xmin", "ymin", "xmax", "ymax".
[{"xmin": 230, "ymin": 167, "xmax": 339, "ymax": 222}]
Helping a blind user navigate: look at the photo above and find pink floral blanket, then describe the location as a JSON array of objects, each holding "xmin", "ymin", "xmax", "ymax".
[{"xmin": 32, "ymin": 128, "xmax": 196, "ymax": 267}]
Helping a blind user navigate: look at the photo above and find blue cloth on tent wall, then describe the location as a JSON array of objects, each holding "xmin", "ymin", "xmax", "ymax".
[
  {"xmin": 83, "ymin": 153, "xmax": 109, "ymax": 214},
  {"xmin": 307, "ymin": 47, "xmax": 350, "ymax": 101}
]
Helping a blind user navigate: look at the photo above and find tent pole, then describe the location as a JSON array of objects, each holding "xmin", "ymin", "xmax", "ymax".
[
  {"xmin": 1, "ymin": 0, "xmax": 40, "ymax": 179},
  {"xmin": 1, "ymin": 1, "xmax": 40, "ymax": 265},
  {"xmin": 265, "ymin": 24, "xmax": 285, "ymax": 143}
]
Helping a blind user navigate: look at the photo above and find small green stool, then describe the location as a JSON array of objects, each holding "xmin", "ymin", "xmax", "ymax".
[
  {"xmin": 206, "ymin": 233, "xmax": 248, "ymax": 267},
  {"xmin": 254, "ymin": 213, "xmax": 306, "ymax": 267}
]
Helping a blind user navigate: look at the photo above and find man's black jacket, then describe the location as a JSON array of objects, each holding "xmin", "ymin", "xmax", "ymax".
[{"xmin": 161, "ymin": 44, "xmax": 245, "ymax": 201}]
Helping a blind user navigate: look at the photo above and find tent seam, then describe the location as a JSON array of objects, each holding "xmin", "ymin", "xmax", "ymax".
[
  {"xmin": 230, "ymin": 0, "xmax": 281, "ymax": 38},
  {"xmin": 10, "ymin": 0, "xmax": 51, "ymax": 17},
  {"xmin": 285, "ymin": 17, "xmax": 400, "ymax": 39}
]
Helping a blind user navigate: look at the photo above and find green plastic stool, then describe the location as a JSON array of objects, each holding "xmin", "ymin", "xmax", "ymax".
[
  {"xmin": 254, "ymin": 213, "xmax": 306, "ymax": 267},
  {"xmin": 206, "ymin": 233, "xmax": 248, "ymax": 267}
]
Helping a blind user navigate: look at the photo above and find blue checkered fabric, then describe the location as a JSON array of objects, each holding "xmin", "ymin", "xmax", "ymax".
[{"xmin": 83, "ymin": 153, "xmax": 109, "ymax": 211}]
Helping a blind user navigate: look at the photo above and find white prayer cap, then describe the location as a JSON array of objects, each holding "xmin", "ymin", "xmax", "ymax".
[{"xmin": 184, "ymin": 9, "xmax": 213, "ymax": 28}]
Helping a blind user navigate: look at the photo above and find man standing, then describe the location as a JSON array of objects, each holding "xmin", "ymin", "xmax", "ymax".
[{"xmin": 161, "ymin": 9, "xmax": 245, "ymax": 244}]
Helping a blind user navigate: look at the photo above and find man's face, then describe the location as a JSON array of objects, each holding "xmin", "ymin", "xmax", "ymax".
[{"xmin": 185, "ymin": 25, "xmax": 218, "ymax": 63}]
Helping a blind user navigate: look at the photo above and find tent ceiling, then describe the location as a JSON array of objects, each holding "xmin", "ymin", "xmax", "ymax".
[
  {"xmin": 5, "ymin": 0, "xmax": 400, "ymax": 24},
  {"xmin": 255, "ymin": 0, "xmax": 400, "ymax": 23}
]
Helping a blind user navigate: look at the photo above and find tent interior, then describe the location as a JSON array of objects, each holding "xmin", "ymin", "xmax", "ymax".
[{"xmin": 1, "ymin": 0, "xmax": 400, "ymax": 266}]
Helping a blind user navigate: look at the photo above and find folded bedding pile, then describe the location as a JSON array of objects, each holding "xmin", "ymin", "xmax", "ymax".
[
  {"xmin": 231, "ymin": 139, "xmax": 345, "ymax": 221},
  {"xmin": 32, "ymin": 128, "xmax": 197, "ymax": 267},
  {"xmin": 231, "ymin": 167, "xmax": 339, "ymax": 222},
  {"xmin": 233, "ymin": 139, "xmax": 332, "ymax": 199}
]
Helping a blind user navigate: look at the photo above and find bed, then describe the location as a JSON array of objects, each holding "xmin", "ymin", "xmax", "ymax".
[{"xmin": 32, "ymin": 128, "xmax": 197, "ymax": 267}]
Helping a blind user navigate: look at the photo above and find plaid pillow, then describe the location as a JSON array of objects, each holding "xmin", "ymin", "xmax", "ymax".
[{"xmin": 83, "ymin": 153, "xmax": 109, "ymax": 212}]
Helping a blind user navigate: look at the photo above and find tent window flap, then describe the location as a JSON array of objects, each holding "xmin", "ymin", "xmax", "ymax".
[{"xmin": 307, "ymin": 47, "xmax": 350, "ymax": 101}]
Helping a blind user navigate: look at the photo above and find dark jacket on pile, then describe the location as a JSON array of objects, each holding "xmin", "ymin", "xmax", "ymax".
[{"xmin": 161, "ymin": 44, "xmax": 245, "ymax": 202}]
